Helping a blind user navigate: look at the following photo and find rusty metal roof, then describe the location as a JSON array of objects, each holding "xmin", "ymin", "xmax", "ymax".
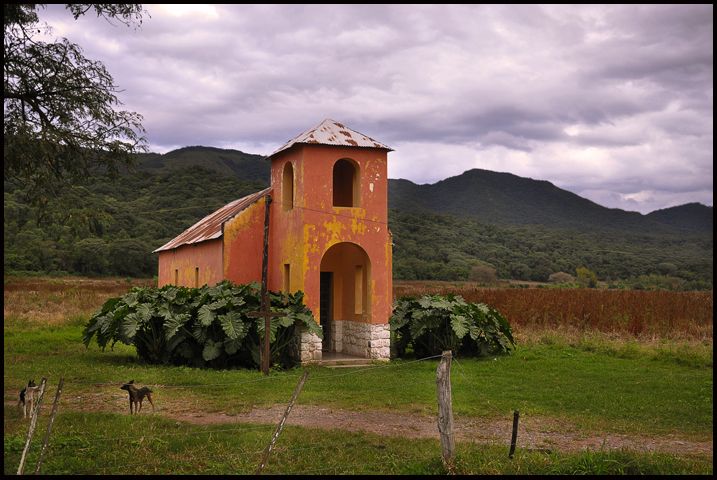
[
  {"xmin": 153, "ymin": 187, "xmax": 271, "ymax": 253},
  {"xmin": 267, "ymin": 119, "xmax": 392, "ymax": 159}
]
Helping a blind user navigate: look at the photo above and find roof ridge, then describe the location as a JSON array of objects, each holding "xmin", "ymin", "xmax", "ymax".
[{"xmin": 267, "ymin": 119, "xmax": 392, "ymax": 159}]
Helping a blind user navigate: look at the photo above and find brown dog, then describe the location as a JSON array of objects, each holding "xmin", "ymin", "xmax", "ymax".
[{"xmin": 120, "ymin": 380, "xmax": 154, "ymax": 414}]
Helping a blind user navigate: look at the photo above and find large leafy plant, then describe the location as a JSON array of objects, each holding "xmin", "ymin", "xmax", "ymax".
[
  {"xmin": 83, "ymin": 281, "xmax": 321, "ymax": 369},
  {"xmin": 390, "ymin": 294, "xmax": 515, "ymax": 358}
]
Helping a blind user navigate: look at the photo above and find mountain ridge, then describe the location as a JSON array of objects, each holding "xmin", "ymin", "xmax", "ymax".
[
  {"xmin": 4, "ymin": 145, "xmax": 712, "ymax": 285},
  {"xmin": 143, "ymin": 146, "xmax": 712, "ymax": 233}
]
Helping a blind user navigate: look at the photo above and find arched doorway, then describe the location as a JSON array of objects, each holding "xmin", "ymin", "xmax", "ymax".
[{"xmin": 319, "ymin": 242, "xmax": 371, "ymax": 355}]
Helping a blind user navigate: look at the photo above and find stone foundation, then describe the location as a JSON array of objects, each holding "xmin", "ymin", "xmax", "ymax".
[
  {"xmin": 299, "ymin": 321, "xmax": 391, "ymax": 363},
  {"xmin": 328, "ymin": 320, "xmax": 390, "ymax": 360},
  {"xmin": 299, "ymin": 327, "xmax": 323, "ymax": 363}
]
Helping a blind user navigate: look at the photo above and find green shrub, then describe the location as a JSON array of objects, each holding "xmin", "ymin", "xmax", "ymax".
[
  {"xmin": 82, "ymin": 280, "xmax": 321, "ymax": 369},
  {"xmin": 390, "ymin": 294, "xmax": 515, "ymax": 358}
]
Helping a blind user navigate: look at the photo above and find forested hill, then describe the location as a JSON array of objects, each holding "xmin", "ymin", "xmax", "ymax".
[
  {"xmin": 134, "ymin": 146, "xmax": 269, "ymax": 183},
  {"xmin": 3, "ymin": 146, "xmax": 713, "ymax": 287},
  {"xmin": 389, "ymin": 169, "xmax": 713, "ymax": 234},
  {"xmin": 645, "ymin": 203, "xmax": 714, "ymax": 233},
  {"xmin": 133, "ymin": 149, "xmax": 713, "ymax": 234}
]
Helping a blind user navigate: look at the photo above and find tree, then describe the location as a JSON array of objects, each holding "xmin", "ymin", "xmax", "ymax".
[
  {"xmin": 576, "ymin": 266, "xmax": 598, "ymax": 288},
  {"xmin": 3, "ymin": 4, "xmax": 147, "ymax": 203}
]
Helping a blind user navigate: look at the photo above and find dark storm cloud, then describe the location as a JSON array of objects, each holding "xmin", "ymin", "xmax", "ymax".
[{"xmin": 39, "ymin": 4, "xmax": 712, "ymax": 213}]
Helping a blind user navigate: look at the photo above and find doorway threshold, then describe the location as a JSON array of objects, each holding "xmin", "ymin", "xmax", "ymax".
[{"xmin": 315, "ymin": 351, "xmax": 374, "ymax": 367}]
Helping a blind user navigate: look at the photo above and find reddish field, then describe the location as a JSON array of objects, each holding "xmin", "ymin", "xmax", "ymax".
[
  {"xmin": 394, "ymin": 281, "xmax": 713, "ymax": 341},
  {"xmin": 4, "ymin": 276, "xmax": 712, "ymax": 341}
]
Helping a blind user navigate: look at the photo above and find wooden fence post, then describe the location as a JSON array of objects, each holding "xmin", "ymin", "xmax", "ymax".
[
  {"xmin": 509, "ymin": 410, "xmax": 520, "ymax": 458},
  {"xmin": 34, "ymin": 377, "xmax": 64, "ymax": 474},
  {"xmin": 17, "ymin": 377, "xmax": 47, "ymax": 475},
  {"xmin": 436, "ymin": 351, "xmax": 455, "ymax": 468},
  {"xmin": 255, "ymin": 370, "xmax": 309, "ymax": 475}
]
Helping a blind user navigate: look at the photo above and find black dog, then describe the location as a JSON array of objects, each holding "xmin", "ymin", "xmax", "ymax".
[
  {"xmin": 18, "ymin": 379, "xmax": 38, "ymax": 418},
  {"xmin": 120, "ymin": 380, "xmax": 155, "ymax": 414}
]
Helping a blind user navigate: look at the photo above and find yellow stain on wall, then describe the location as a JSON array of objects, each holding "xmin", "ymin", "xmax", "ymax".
[
  {"xmin": 385, "ymin": 239, "xmax": 392, "ymax": 269},
  {"xmin": 303, "ymin": 224, "xmax": 319, "ymax": 273},
  {"xmin": 223, "ymin": 199, "xmax": 264, "ymax": 244},
  {"xmin": 351, "ymin": 217, "xmax": 367, "ymax": 235},
  {"xmin": 323, "ymin": 218, "xmax": 344, "ymax": 244}
]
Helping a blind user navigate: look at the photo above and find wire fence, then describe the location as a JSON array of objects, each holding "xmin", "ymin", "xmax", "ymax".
[{"xmin": 9, "ymin": 353, "xmax": 509, "ymax": 475}]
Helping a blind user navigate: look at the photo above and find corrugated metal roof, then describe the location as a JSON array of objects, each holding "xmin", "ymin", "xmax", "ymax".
[
  {"xmin": 153, "ymin": 187, "xmax": 271, "ymax": 253},
  {"xmin": 268, "ymin": 119, "xmax": 392, "ymax": 159}
]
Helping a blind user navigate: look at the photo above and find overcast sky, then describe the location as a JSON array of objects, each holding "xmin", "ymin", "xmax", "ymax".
[{"xmin": 42, "ymin": 4, "xmax": 712, "ymax": 214}]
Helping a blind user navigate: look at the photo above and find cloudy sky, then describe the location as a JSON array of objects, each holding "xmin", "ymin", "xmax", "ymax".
[{"xmin": 42, "ymin": 4, "xmax": 712, "ymax": 214}]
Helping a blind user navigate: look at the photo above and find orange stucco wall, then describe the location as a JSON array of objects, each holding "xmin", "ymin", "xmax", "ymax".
[
  {"xmin": 223, "ymin": 197, "xmax": 267, "ymax": 285},
  {"xmin": 157, "ymin": 239, "xmax": 223, "ymax": 287},
  {"xmin": 268, "ymin": 144, "xmax": 392, "ymax": 325}
]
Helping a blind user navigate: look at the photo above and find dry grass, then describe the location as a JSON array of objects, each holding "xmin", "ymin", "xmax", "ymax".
[
  {"xmin": 4, "ymin": 276, "xmax": 712, "ymax": 345},
  {"xmin": 394, "ymin": 281, "xmax": 713, "ymax": 343},
  {"xmin": 3, "ymin": 276, "xmax": 155, "ymax": 327}
]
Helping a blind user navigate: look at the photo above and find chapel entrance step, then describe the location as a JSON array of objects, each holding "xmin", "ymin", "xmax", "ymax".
[{"xmin": 316, "ymin": 352, "xmax": 376, "ymax": 367}]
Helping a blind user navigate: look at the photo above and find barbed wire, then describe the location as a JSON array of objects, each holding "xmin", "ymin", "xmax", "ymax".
[{"xmin": 39, "ymin": 353, "xmax": 444, "ymax": 389}]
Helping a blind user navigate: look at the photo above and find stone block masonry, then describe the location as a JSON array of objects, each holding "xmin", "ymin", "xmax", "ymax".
[
  {"xmin": 299, "ymin": 328, "xmax": 322, "ymax": 362},
  {"xmin": 299, "ymin": 321, "xmax": 391, "ymax": 363},
  {"xmin": 330, "ymin": 320, "xmax": 390, "ymax": 360}
]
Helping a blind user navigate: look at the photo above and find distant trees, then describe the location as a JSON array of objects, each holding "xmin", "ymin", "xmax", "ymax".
[
  {"xmin": 509, "ymin": 263, "xmax": 531, "ymax": 280},
  {"xmin": 3, "ymin": 165, "xmax": 267, "ymax": 278},
  {"xmin": 469, "ymin": 263, "xmax": 498, "ymax": 284},
  {"xmin": 71, "ymin": 238, "xmax": 109, "ymax": 275},
  {"xmin": 2, "ymin": 150, "xmax": 713, "ymax": 289}
]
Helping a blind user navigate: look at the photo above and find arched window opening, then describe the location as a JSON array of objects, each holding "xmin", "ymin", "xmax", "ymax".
[
  {"xmin": 282, "ymin": 162, "xmax": 294, "ymax": 211},
  {"xmin": 332, "ymin": 159, "xmax": 359, "ymax": 207}
]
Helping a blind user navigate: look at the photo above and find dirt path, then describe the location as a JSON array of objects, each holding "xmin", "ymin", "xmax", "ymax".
[
  {"xmin": 6, "ymin": 396, "xmax": 712, "ymax": 456},
  {"xmin": 159, "ymin": 403, "xmax": 712, "ymax": 456}
]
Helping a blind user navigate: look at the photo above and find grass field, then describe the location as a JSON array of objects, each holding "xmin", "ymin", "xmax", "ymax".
[{"xmin": 3, "ymin": 276, "xmax": 713, "ymax": 475}]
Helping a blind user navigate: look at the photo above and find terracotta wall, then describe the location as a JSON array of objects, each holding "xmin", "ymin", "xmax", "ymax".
[{"xmin": 157, "ymin": 239, "xmax": 223, "ymax": 287}]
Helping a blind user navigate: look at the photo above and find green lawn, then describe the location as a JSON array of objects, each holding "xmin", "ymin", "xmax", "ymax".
[
  {"xmin": 3, "ymin": 412, "xmax": 711, "ymax": 475},
  {"xmin": 3, "ymin": 323, "xmax": 713, "ymax": 475}
]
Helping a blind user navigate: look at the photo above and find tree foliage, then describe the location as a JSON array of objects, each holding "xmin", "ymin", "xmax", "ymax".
[
  {"xmin": 390, "ymin": 209, "xmax": 712, "ymax": 289},
  {"xmin": 3, "ymin": 4, "xmax": 147, "ymax": 202},
  {"xmin": 83, "ymin": 280, "xmax": 322, "ymax": 369},
  {"xmin": 576, "ymin": 266, "xmax": 598, "ymax": 288}
]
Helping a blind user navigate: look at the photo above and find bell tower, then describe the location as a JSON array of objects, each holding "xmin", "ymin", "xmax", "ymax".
[{"xmin": 266, "ymin": 119, "xmax": 393, "ymax": 360}]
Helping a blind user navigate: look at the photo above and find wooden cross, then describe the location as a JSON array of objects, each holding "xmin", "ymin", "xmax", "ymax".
[
  {"xmin": 250, "ymin": 193, "xmax": 274, "ymax": 375},
  {"xmin": 247, "ymin": 292, "xmax": 285, "ymax": 375}
]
